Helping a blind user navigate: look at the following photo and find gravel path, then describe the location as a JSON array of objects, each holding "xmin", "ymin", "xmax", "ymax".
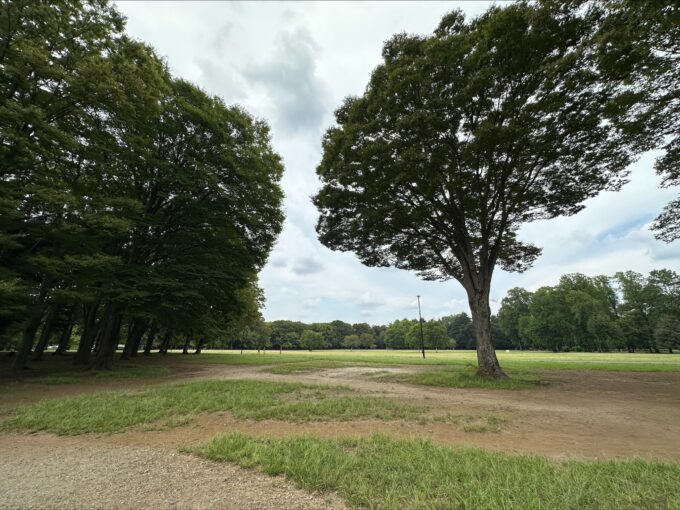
[{"xmin": 0, "ymin": 434, "xmax": 348, "ymax": 510}]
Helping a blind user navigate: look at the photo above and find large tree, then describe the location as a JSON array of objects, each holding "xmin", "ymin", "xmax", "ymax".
[
  {"xmin": 1, "ymin": 1, "xmax": 284, "ymax": 370},
  {"xmin": 314, "ymin": 4, "xmax": 636, "ymax": 378},
  {"xmin": 1, "ymin": 0, "xmax": 129, "ymax": 370}
]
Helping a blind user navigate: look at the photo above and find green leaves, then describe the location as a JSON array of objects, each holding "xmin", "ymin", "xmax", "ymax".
[
  {"xmin": 314, "ymin": 3, "xmax": 635, "ymax": 287},
  {"xmin": 0, "ymin": 1, "xmax": 285, "ymax": 356},
  {"xmin": 590, "ymin": 0, "xmax": 680, "ymax": 241}
]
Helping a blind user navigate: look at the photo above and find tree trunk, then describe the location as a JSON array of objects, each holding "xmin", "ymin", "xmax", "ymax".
[
  {"xmin": 92, "ymin": 325, "xmax": 103, "ymax": 354},
  {"xmin": 121, "ymin": 318, "xmax": 148, "ymax": 360},
  {"xmin": 194, "ymin": 336, "xmax": 205, "ymax": 354},
  {"xmin": 467, "ymin": 288, "xmax": 506, "ymax": 379},
  {"xmin": 54, "ymin": 308, "xmax": 75, "ymax": 355},
  {"xmin": 11, "ymin": 278, "xmax": 51, "ymax": 371},
  {"xmin": 143, "ymin": 322, "xmax": 158, "ymax": 356},
  {"xmin": 89, "ymin": 307, "xmax": 122, "ymax": 370},
  {"xmin": 182, "ymin": 337, "xmax": 190, "ymax": 354},
  {"xmin": 32, "ymin": 306, "xmax": 59, "ymax": 361},
  {"xmin": 129, "ymin": 320, "xmax": 148, "ymax": 357},
  {"xmin": 120, "ymin": 320, "xmax": 134, "ymax": 360},
  {"xmin": 158, "ymin": 330, "xmax": 172, "ymax": 354},
  {"xmin": 74, "ymin": 303, "xmax": 100, "ymax": 365}
]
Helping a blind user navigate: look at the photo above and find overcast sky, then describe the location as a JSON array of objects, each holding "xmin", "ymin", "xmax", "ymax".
[{"xmin": 115, "ymin": 1, "xmax": 679, "ymax": 325}]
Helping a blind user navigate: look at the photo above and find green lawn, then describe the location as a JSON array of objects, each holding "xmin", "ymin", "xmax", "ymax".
[
  {"xmin": 0, "ymin": 379, "xmax": 425, "ymax": 435},
  {"xmin": 264, "ymin": 360, "xmax": 375, "ymax": 374},
  {"xmin": 0, "ymin": 358, "xmax": 171, "ymax": 386},
  {"xmin": 191, "ymin": 433, "xmax": 680, "ymax": 510},
  {"xmin": 24, "ymin": 364, "xmax": 171, "ymax": 385},
  {"xmin": 379, "ymin": 366, "xmax": 543, "ymax": 390},
  {"xmin": 180, "ymin": 349, "xmax": 680, "ymax": 372}
]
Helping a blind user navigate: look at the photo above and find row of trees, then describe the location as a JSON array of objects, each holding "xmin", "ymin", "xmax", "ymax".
[
  {"xmin": 497, "ymin": 270, "xmax": 680, "ymax": 353},
  {"xmin": 204, "ymin": 320, "xmax": 388, "ymax": 352},
  {"xmin": 211, "ymin": 317, "xmax": 481, "ymax": 352},
  {"xmin": 0, "ymin": 1, "xmax": 284, "ymax": 370},
  {"xmin": 212, "ymin": 268, "xmax": 680, "ymax": 354}
]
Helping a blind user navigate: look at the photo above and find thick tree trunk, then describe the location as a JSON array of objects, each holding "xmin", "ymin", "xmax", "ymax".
[
  {"xmin": 121, "ymin": 318, "xmax": 148, "ymax": 360},
  {"xmin": 158, "ymin": 330, "xmax": 172, "ymax": 354},
  {"xmin": 73, "ymin": 303, "xmax": 100, "ymax": 365},
  {"xmin": 92, "ymin": 326, "xmax": 103, "ymax": 354},
  {"xmin": 143, "ymin": 322, "xmax": 158, "ymax": 356},
  {"xmin": 182, "ymin": 334, "xmax": 190, "ymax": 355},
  {"xmin": 120, "ymin": 321, "xmax": 134, "ymax": 360},
  {"xmin": 89, "ymin": 307, "xmax": 122, "ymax": 370},
  {"xmin": 54, "ymin": 309, "xmax": 75, "ymax": 355},
  {"xmin": 467, "ymin": 288, "xmax": 506, "ymax": 379},
  {"xmin": 32, "ymin": 306, "xmax": 59, "ymax": 361},
  {"xmin": 11, "ymin": 278, "xmax": 51, "ymax": 371},
  {"xmin": 194, "ymin": 337, "xmax": 205, "ymax": 354}
]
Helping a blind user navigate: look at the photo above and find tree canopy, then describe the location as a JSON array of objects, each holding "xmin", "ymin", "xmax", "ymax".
[
  {"xmin": 314, "ymin": 3, "xmax": 650, "ymax": 378},
  {"xmin": 590, "ymin": 0, "xmax": 680, "ymax": 242},
  {"xmin": 0, "ymin": 0, "xmax": 284, "ymax": 370},
  {"xmin": 497, "ymin": 269, "xmax": 680, "ymax": 353}
]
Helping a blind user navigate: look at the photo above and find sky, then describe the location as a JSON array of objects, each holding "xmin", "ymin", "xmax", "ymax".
[{"xmin": 115, "ymin": 1, "xmax": 679, "ymax": 325}]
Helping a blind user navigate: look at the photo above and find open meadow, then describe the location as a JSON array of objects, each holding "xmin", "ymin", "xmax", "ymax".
[
  {"xmin": 1, "ymin": 350, "xmax": 679, "ymax": 509},
  {"xmin": 2, "ymin": 1, "xmax": 679, "ymax": 508}
]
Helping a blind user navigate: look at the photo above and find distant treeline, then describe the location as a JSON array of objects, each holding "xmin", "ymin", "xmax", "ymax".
[
  {"xmin": 223, "ymin": 269, "xmax": 679, "ymax": 353},
  {"xmin": 497, "ymin": 270, "xmax": 680, "ymax": 353}
]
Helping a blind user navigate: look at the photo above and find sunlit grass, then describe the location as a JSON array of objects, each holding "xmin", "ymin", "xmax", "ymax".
[
  {"xmin": 191, "ymin": 433, "xmax": 680, "ymax": 510},
  {"xmin": 265, "ymin": 360, "xmax": 373, "ymax": 374},
  {"xmin": 0, "ymin": 379, "xmax": 424, "ymax": 435},
  {"xmin": 379, "ymin": 365, "xmax": 543, "ymax": 390},
  {"xmin": 177, "ymin": 349, "xmax": 680, "ymax": 372}
]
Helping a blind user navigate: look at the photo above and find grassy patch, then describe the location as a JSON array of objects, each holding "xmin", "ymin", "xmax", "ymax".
[
  {"xmin": 265, "ymin": 360, "xmax": 375, "ymax": 374},
  {"xmin": 175, "ymin": 349, "xmax": 680, "ymax": 372},
  {"xmin": 191, "ymin": 433, "xmax": 680, "ymax": 510},
  {"xmin": 380, "ymin": 366, "xmax": 542, "ymax": 390},
  {"xmin": 463, "ymin": 415, "xmax": 506, "ymax": 433},
  {"xmin": 430, "ymin": 413, "xmax": 506, "ymax": 433},
  {"xmin": 24, "ymin": 364, "xmax": 171, "ymax": 385},
  {"xmin": 0, "ymin": 379, "xmax": 423, "ymax": 435},
  {"xmin": 0, "ymin": 356, "xmax": 174, "ymax": 388}
]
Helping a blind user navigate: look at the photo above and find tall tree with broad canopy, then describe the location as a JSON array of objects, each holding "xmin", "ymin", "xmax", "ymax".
[
  {"xmin": 314, "ymin": 4, "xmax": 638, "ymax": 378},
  {"xmin": 1, "ymin": 0, "xmax": 284, "ymax": 370}
]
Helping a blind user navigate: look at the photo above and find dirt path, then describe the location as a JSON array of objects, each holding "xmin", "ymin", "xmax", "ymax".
[
  {"xmin": 186, "ymin": 364, "xmax": 680, "ymax": 460},
  {"xmin": 1, "ymin": 363, "xmax": 679, "ymax": 509},
  {"xmin": 0, "ymin": 433, "xmax": 347, "ymax": 510},
  {"xmin": 3, "ymin": 363, "xmax": 679, "ymax": 460}
]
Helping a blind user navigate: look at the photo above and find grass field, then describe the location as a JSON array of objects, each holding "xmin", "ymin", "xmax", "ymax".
[
  {"xmin": 0, "ymin": 358, "xmax": 171, "ymax": 387},
  {"xmin": 0, "ymin": 379, "xmax": 428, "ymax": 435},
  {"xmin": 2, "ymin": 350, "xmax": 679, "ymax": 509},
  {"xmin": 179, "ymin": 349, "xmax": 680, "ymax": 372},
  {"xmin": 191, "ymin": 433, "xmax": 680, "ymax": 510},
  {"xmin": 378, "ymin": 366, "xmax": 544, "ymax": 389}
]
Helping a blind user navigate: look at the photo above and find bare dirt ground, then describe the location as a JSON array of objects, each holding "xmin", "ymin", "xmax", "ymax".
[
  {"xmin": 1, "ymin": 362, "xmax": 679, "ymax": 509},
  {"xmin": 179, "ymin": 363, "xmax": 680, "ymax": 461},
  {"xmin": 0, "ymin": 433, "xmax": 348, "ymax": 510}
]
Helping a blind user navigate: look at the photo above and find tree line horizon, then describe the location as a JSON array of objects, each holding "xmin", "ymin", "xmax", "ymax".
[
  {"xmin": 3, "ymin": 267, "xmax": 675, "ymax": 357},
  {"xmin": 1, "ymin": 1, "xmax": 678, "ymax": 378},
  {"xmin": 176, "ymin": 267, "xmax": 679, "ymax": 354}
]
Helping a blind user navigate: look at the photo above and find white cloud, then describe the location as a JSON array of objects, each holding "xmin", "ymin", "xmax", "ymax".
[{"xmin": 115, "ymin": 1, "xmax": 680, "ymax": 325}]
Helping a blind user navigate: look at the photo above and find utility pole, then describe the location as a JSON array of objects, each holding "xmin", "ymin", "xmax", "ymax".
[{"xmin": 417, "ymin": 295, "xmax": 425, "ymax": 359}]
